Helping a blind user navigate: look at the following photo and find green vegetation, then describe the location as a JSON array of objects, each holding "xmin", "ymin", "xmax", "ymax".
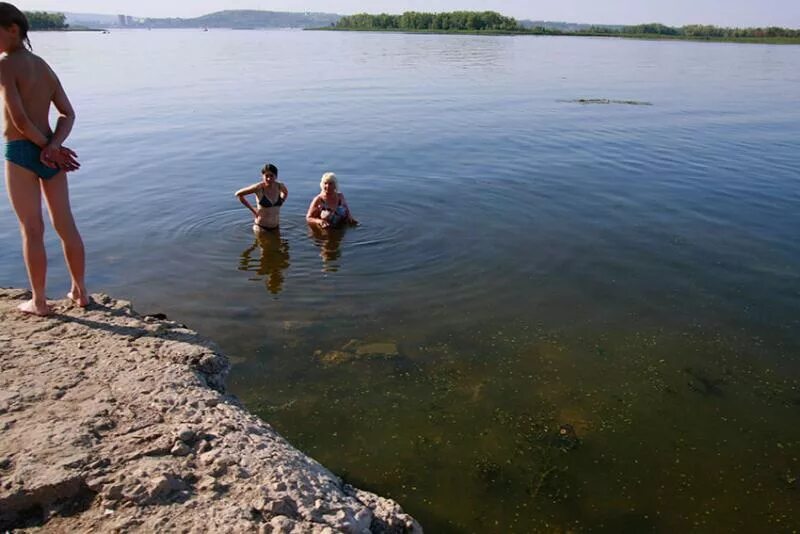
[
  {"xmin": 335, "ymin": 11, "xmax": 519, "ymax": 32},
  {"xmin": 592, "ymin": 22, "xmax": 800, "ymax": 39},
  {"xmin": 25, "ymin": 11, "xmax": 68, "ymax": 30},
  {"xmin": 328, "ymin": 11, "xmax": 800, "ymax": 44},
  {"xmin": 578, "ymin": 22, "xmax": 800, "ymax": 43}
]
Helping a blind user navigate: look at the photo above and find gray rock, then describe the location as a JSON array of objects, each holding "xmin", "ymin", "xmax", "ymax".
[
  {"xmin": 170, "ymin": 441, "xmax": 191, "ymax": 457},
  {"xmin": 176, "ymin": 426, "xmax": 196, "ymax": 443},
  {"xmin": 0, "ymin": 290, "xmax": 422, "ymax": 533}
]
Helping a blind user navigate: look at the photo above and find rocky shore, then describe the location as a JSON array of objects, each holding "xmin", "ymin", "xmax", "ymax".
[{"xmin": 0, "ymin": 288, "xmax": 421, "ymax": 533}]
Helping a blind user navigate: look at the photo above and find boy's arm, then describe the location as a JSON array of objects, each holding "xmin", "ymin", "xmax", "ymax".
[{"xmin": 46, "ymin": 73, "xmax": 75, "ymax": 149}]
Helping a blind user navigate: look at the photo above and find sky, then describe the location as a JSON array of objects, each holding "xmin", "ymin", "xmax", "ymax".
[{"xmin": 20, "ymin": 0, "xmax": 800, "ymax": 27}]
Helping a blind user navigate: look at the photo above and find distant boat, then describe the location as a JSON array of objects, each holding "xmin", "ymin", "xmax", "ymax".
[{"xmin": 202, "ymin": 27, "xmax": 208, "ymax": 32}]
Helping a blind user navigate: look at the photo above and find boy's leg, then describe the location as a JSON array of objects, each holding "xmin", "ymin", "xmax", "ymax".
[
  {"xmin": 40, "ymin": 171, "xmax": 88, "ymax": 306},
  {"xmin": 4, "ymin": 161, "xmax": 49, "ymax": 315}
]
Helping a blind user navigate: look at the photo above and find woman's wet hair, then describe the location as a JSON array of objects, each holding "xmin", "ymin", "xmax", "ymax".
[
  {"xmin": 0, "ymin": 3, "xmax": 31, "ymax": 50},
  {"xmin": 320, "ymin": 172, "xmax": 338, "ymax": 192},
  {"xmin": 261, "ymin": 163, "xmax": 278, "ymax": 177}
]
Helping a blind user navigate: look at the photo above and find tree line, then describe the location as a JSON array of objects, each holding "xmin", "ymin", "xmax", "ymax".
[
  {"xmin": 586, "ymin": 23, "xmax": 800, "ymax": 38},
  {"xmin": 336, "ymin": 11, "xmax": 519, "ymax": 31},
  {"xmin": 335, "ymin": 11, "xmax": 800, "ymax": 39},
  {"xmin": 25, "ymin": 11, "xmax": 69, "ymax": 30}
]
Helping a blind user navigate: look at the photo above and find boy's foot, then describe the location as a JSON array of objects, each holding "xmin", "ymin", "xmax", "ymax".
[
  {"xmin": 17, "ymin": 299, "xmax": 51, "ymax": 316},
  {"xmin": 67, "ymin": 290, "xmax": 90, "ymax": 308}
]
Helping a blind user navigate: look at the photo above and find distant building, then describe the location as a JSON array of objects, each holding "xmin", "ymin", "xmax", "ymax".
[{"xmin": 117, "ymin": 14, "xmax": 126, "ymax": 26}]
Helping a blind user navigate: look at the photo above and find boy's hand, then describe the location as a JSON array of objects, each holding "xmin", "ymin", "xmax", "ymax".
[
  {"xmin": 40, "ymin": 144, "xmax": 59, "ymax": 169},
  {"xmin": 41, "ymin": 144, "xmax": 80, "ymax": 172},
  {"xmin": 53, "ymin": 147, "xmax": 80, "ymax": 172},
  {"xmin": 58, "ymin": 146, "xmax": 80, "ymax": 171}
]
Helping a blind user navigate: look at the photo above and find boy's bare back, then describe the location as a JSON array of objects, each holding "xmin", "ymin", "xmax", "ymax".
[{"xmin": 1, "ymin": 50, "xmax": 57, "ymax": 140}]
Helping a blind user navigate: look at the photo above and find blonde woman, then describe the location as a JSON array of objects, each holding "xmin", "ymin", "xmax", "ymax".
[{"xmin": 305, "ymin": 172, "xmax": 357, "ymax": 229}]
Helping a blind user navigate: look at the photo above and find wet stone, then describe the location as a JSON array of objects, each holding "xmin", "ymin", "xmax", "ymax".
[{"xmin": 316, "ymin": 339, "xmax": 400, "ymax": 365}]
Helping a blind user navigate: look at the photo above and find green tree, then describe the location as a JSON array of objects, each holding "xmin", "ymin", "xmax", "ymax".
[
  {"xmin": 336, "ymin": 11, "xmax": 522, "ymax": 32},
  {"xmin": 25, "ymin": 11, "xmax": 68, "ymax": 30}
]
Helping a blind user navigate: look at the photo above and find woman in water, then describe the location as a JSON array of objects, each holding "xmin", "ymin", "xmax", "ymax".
[
  {"xmin": 306, "ymin": 172, "xmax": 357, "ymax": 229},
  {"xmin": 235, "ymin": 162, "xmax": 288, "ymax": 233},
  {"xmin": 1, "ymin": 3, "xmax": 87, "ymax": 315}
]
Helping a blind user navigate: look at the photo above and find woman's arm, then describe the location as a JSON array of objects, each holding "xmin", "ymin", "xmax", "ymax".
[
  {"xmin": 235, "ymin": 183, "xmax": 261, "ymax": 218},
  {"xmin": 306, "ymin": 195, "xmax": 328, "ymax": 228},
  {"xmin": 0, "ymin": 61, "xmax": 49, "ymax": 147},
  {"xmin": 340, "ymin": 194, "xmax": 358, "ymax": 225},
  {"xmin": 279, "ymin": 182, "xmax": 288, "ymax": 201}
]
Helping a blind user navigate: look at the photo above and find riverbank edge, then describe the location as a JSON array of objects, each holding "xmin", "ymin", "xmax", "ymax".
[
  {"xmin": 307, "ymin": 27, "xmax": 800, "ymax": 45},
  {"xmin": 0, "ymin": 288, "xmax": 421, "ymax": 533}
]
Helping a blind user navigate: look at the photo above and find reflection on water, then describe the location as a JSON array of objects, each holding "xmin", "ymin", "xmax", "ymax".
[
  {"xmin": 308, "ymin": 225, "xmax": 346, "ymax": 273},
  {"xmin": 238, "ymin": 230, "xmax": 290, "ymax": 294}
]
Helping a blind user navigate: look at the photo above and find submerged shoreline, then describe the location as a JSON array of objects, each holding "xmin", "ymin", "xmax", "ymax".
[{"xmin": 0, "ymin": 288, "xmax": 420, "ymax": 532}]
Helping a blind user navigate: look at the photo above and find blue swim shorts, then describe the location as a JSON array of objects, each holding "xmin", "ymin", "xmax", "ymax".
[{"xmin": 4, "ymin": 139, "xmax": 61, "ymax": 180}]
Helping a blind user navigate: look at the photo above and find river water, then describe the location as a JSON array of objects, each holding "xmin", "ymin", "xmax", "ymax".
[{"xmin": 2, "ymin": 29, "xmax": 799, "ymax": 532}]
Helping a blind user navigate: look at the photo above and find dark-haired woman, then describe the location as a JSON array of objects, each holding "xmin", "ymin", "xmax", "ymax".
[
  {"xmin": 0, "ymin": 2, "xmax": 86, "ymax": 315},
  {"xmin": 235, "ymin": 162, "xmax": 288, "ymax": 234}
]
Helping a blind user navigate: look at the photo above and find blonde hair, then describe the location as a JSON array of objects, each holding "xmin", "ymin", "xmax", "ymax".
[{"xmin": 320, "ymin": 172, "xmax": 338, "ymax": 192}]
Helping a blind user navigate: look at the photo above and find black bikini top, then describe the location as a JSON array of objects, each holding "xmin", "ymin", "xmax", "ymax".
[{"xmin": 258, "ymin": 186, "xmax": 284, "ymax": 208}]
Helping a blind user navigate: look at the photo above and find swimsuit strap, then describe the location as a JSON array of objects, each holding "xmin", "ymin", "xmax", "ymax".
[{"xmin": 321, "ymin": 194, "xmax": 340, "ymax": 210}]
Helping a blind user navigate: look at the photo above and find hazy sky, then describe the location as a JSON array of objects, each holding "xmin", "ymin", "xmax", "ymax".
[{"xmin": 22, "ymin": 0, "xmax": 800, "ymax": 27}]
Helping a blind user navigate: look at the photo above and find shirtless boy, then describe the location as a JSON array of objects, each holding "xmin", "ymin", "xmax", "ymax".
[{"xmin": 0, "ymin": 3, "xmax": 87, "ymax": 315}]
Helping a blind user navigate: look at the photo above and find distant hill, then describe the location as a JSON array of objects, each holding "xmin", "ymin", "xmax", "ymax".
[
  {"xmin": 65, "ymin": 10, "xmax": 340, "ymax": 29},
  {"xmin": 63, "ymin": 12, "xmax": 119, "ymax": 28}
]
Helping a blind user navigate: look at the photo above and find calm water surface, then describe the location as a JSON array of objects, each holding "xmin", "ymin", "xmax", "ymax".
[{"xmin": 2, "ymin": 30, "xmax": 800, "ymax": 532}]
